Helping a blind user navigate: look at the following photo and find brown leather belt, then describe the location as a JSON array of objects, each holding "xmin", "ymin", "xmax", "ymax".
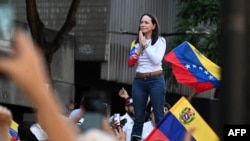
[{"xmin": 136, "ymin": 70, "xmax": 163, "ymax": 78}]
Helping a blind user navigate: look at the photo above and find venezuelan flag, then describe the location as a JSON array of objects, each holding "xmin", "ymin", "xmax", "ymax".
[
  {"xmin": 145, "ymin": 96, "xmax": 220, "ymax": 141},
  {"xmin": 128, "ymin": 40, "xmax": 138, "ymax": 67},
  {"xmin": 164, "ymin": 41, "xmax": 221, "ymax": 93},
  {"xmin": 10, "ymin": 120, "xmax": 18, "ymax": 141}
]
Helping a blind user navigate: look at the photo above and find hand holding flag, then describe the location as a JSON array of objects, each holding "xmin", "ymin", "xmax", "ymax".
[{"xmin": 0, "ymin": 105, "xmax": 18, "ymax": 141}]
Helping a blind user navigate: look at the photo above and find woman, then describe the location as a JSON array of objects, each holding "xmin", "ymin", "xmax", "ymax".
[{"xmin": 128, "ymin": 13, "xmax": 167, "ymax": 140}]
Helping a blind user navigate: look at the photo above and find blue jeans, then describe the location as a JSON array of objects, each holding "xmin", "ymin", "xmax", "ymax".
[{"xmin": 131, "ymin": 75, "xmax": 166, "ymax": 137}]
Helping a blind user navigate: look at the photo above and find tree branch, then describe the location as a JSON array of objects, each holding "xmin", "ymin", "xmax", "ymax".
[
  {"xmin": 51, "ymin": 0, "xmax": 80, "ymax": 53},
  {"xmin": 25, "ymin": 0, "xmax": 45, "ymax": 44}
]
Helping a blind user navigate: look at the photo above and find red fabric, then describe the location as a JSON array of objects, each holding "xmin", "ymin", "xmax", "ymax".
[
  {"xmin": 11, "ymin": 135, "xmax": 18, "ymax": 141},
  {"xmin": 128, "ymin": 52, "xmax": 139, "ymax": 67},
  {"xmin": 145, "ymin": 128, "xmax": 170, "ymax": 141},
  {"xmin": 171, "ymin": 64, "xmax": 214, "ymax": 93}
]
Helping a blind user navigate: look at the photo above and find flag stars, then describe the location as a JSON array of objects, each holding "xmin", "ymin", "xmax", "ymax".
[
  {"xmin": 209, "ymin": 75, "xmax": 214, "ymax": 80},
  {"xmin": 185, "ymin": 64, "xmax": 191, "ymax": 69},
  {"xmin": 185, "ymin": 63, "xmax": 215, "ymax": 80},
  {"xmin": 204, "ymin": 70, "xmax": 209, "ymax": 75},
  {"xmin": 192, "ymin": 64, "xmax": 197, "ymax": 68}
]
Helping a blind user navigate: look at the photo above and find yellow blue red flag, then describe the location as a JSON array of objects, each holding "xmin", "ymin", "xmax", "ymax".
[
  {"xmin": 164, "ymin": 41, "xmax": 221, "ymax": 93},
  {"xmin": 145, "ymin": 96, "xmax": 220, "ymax": 141},
  {"xmin": 10, "ymin": 120, "xmax": 18, "ymax": 141},
  {"xmin": 128, "ymin": 40, "xmax": 138, "ymax": 67}
]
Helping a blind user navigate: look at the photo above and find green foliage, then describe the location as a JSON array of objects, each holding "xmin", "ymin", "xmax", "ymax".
[{"xmin": 164, "ymin": 0, "xmax": 220, "ymax": 87}]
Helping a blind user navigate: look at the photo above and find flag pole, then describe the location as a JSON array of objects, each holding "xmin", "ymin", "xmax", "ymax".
[{"xmin": 187, "ymin": 92, "xmax": 198, "ymax": 102}]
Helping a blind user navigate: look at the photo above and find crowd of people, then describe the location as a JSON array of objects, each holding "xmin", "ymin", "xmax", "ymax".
[{"xmin": 0, "ymin": 13, "xmax": 196, "ymax": 141}]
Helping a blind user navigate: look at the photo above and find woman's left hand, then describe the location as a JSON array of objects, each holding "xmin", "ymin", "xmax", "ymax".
[{"xmin": 139, "ymin": 31, "xmax": 146, "ymax": 47}]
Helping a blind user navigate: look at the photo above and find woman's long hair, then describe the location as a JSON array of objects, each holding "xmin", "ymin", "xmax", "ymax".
[{"xmin": 135, "ymin": 13, "xmax": 161, "ymax": 45}]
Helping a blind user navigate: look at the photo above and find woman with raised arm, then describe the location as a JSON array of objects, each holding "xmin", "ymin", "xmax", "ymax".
[{"xmin": 127, "ymin": 13, "xmax": 167, "ymax": 141}]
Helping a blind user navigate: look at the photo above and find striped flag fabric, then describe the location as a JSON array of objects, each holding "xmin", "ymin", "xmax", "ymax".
[
  {"xmin": 145, "ymin": 96, "xmax": 220, "ymax": 141},
  {"xmin": 128, "ymin": 40, "xmax": 138, "ymax": 67},
  {"xmin": 164, "ymin": 41, "xmax": 221, "ymax": 93},
  {"xmin": 10, "ymin": 120, "xmax": 19, "ymax": 141}
]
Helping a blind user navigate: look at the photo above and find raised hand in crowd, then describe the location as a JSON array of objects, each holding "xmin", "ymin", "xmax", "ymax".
[
  {"xmin": 0, "ymin": 30, "xmax": 77, "ymax": 141},
  {"xmin": 118, "ymin": 87, "xmax": 130, "ymax": 99},
  {"xmin": 183, "ymin": 127, "xmax": 196, "ymax": 141},
  {"xmin": 0, "ymin": 105, "xmax": 12, "ymax": 141},
  {"xmin": 113, "ymin": 126, "xmax": 126, "ymax": 141}
]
